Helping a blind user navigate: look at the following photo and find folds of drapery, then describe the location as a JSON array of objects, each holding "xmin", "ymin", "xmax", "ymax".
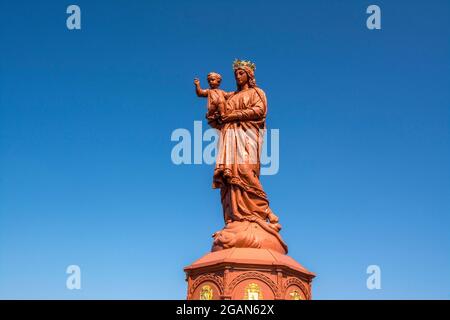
[{"xmin": 212, "ymin": 88, "xmax": 272, "ymax": 223}]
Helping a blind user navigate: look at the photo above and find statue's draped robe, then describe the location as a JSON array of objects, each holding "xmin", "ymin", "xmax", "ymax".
[{"xmin": 212, "ymin": 87, "xmax": 271, "ymax": 224}]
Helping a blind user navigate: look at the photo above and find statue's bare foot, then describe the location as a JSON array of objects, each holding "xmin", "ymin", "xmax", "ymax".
[
  {"xmin": 267, "ymin": 211, "xmax": 279, "ymax": 224},
  {"xmin": 269, "ymin": 222, "xmax": 282, "ymax": 232}
]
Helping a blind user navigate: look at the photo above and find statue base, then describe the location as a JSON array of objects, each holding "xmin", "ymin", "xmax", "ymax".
[
  {"xmin": 184, "ymin": 248, "xmax": 315, "ymax": 300},
  {"xmin": 212, "ymin": 220, "xmax": 288, "ymax": 254}
]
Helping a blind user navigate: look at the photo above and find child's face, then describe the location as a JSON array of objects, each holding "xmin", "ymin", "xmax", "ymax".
[{"xmin": 208, "ymin": 76, "xmax": 221, "ymax": 89}]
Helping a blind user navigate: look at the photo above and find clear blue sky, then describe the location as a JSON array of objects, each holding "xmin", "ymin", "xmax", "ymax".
[{"xmin": 0, "ymin": 0, "xmax": 449, "ymax": 299}]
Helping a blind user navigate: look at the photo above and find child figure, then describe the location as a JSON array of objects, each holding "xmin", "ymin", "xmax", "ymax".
[{"xmin": 194, "ymin": 72, "xmax": 232, "ymax": 126}]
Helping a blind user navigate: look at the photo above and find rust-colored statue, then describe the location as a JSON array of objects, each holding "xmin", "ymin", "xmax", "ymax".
[
  {"xmin": 185, "ymin": 59, "xmax": 314, "ymax": 300},
  {"xmin": 194, "ymin": 59, "xmax": 287, "ymax": 254},
  {"xmin": 194, "ymin": 72, "xmax": 232, "ymax": 127}
]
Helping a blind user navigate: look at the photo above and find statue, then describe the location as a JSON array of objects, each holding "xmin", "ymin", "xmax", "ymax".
[
  {"xmin": 194, "ymin": 59, "xmax": 288, "ymax": 254},
  {"xmin": 185, "ymin": 59, "xmax": 314, "ymax": 300},
  {"xmin": 194, "ymin": 72, "xmax": 232, "ymax": 127}
]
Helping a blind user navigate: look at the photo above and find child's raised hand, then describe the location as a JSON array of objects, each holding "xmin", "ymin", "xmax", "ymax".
[{"xmin": 194, "ymin": 78, "xmax": 200, "ymax": 86}]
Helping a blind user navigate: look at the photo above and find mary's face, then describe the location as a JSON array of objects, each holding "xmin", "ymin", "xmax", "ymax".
[{"xmin": 235, "ymin": 69, "xmax": 248, "ymax": 86}]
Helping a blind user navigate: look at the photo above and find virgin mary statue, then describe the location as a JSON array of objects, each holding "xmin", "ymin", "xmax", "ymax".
[{"xmin": 209, "ymin": 59, "xmax": 288, "ymax": 254}]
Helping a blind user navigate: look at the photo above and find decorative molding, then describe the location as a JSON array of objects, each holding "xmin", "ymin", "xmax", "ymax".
[
  {"xmin": 190, "ymin": 273, "xmax": 224, "ymax": 295},
  {"xmin": 228, "ymin": 271, "xmax": 279, "ymax": 298},
  {"xmin": 283, "ymin": 277, "xmax": 310, "ymax": 300}
]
